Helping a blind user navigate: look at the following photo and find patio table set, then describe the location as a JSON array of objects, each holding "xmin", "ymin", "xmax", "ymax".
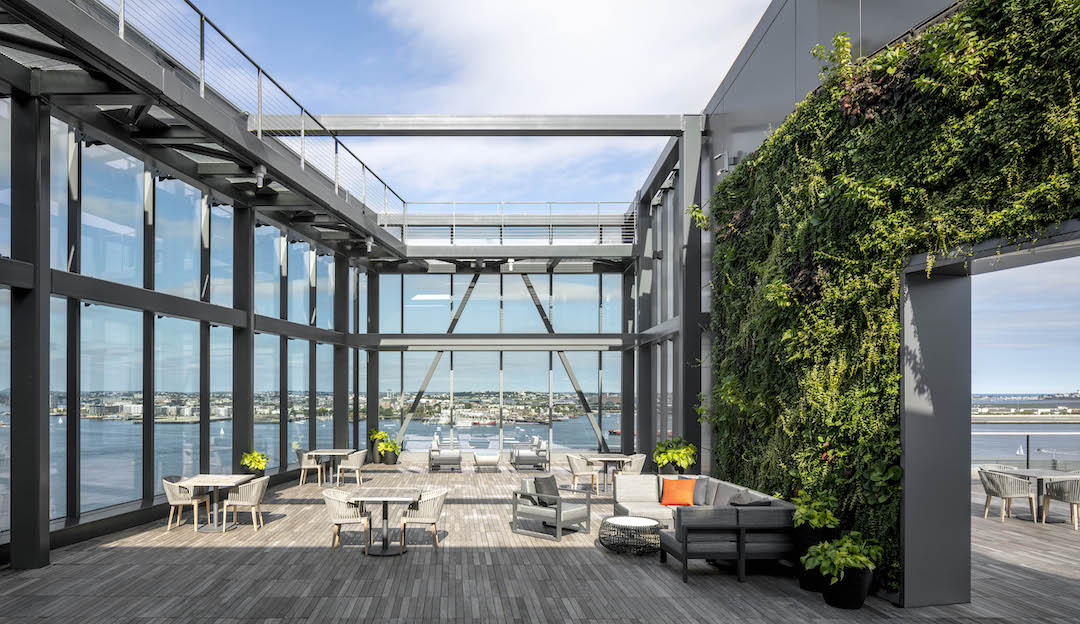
[{"xmin": 980, "ymin": 465, "xmax": 1080, "ymax": 527}]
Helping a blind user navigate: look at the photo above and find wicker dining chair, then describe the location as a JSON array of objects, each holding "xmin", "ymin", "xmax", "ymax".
[
  {"xmin": 337, "ymin": 450, "xmax": 366, "ymax": 486},
  {"xmin": 296, "ymin": 449, "xmax": 325, "ymax": 486},
  {"xmin": 978, "ymin": 463, "xmax": 1018, "ymax": 472},
  {"xmin": 618, "ymin": 454, "xmax": 647, "ymax": 476},
  {"xmin": 162, "ymin": 478, "xmax": 210, "ymax": 533},
  {"xmin": 1041, "ymin": 471, "xmax": 1080, "ymax": 529},
  {"xmin": 401, "ymin": 488, "xmax": 449, "ymax": 549},
  {"xmin": 978, "ymin": 469, "xmax": 1036, "ymax": 522},
  {"xmin": 221, "ymin": 476, "xmax": 270, "ymax": 532},
  {"xmin": 567, "ymin": 455, "xmax": 600, "ymax": 494},
  {"xmin": 322, "ymin": 488, "xmax": 372, "ymax": 550}
]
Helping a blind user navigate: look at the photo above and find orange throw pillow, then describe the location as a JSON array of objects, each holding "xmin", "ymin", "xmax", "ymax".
[{"xmin": 660, "ymin": 478, "xmax": 695, "ymax": 506}]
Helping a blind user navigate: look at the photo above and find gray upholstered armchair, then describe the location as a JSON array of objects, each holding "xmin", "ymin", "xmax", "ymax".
[
  {"xmin": 428, "ymin": 435, "xmax": 462, "ymax": 472},
  {"xmin": 1042, "ymin": 472, "xmax": 1080, "ymax": 529},
  {"xmin": 978, "ymin": 468, "xmax": 1035, "ymax": 522},
  {"xmin": 510, "ymin": 436, "xmax": 549, "ymax": 471},
  {"xmin": 511, "ymin": 477, "xmax": 591, "ymax": 541}
]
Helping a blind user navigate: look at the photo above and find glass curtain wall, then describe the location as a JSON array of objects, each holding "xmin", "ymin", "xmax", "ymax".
[
  {"xmin": 315, "ymin": 343, "xmax": 332, "ymax": 448},
  {"xmin": 153, "ymin": 316, "xmax": 200, "ymax": 492},
  {"xmin": 552, "ymin": 352, "xmax": 599, "ymax": 450},
  {"xmin": 402, "ymin": 351, "xmax": 448, "ymax": 450},
  {"xmin": 451, "ymin": 351, "xmax": 499, "ymax": 449},
  {"xmin": 209, "ymin": 205, "xmax": 233, "ymax": 307},
  {"xmin": 153, "ymin": 179, "xmax": 201, "ymax": 299},
  {"xmin": 287, "ymin": 241, "xmax": 310, "ymax": 325},
  {"xmin": 254, "ymin": 224, "xmax": 281, "ymax": 317},
  {"xmin": 600, "ymin": 351, "xmax": 622, "ymax": 448},
  {"xmin": 316, "ymin": 255, "xmax": 333, "ymax": 330},
  {"xmin": 49, "ymin": 118, "xmax": 67, "ymax": 270},
  {"xmin": 81, "ymin": 145, "xmax": 143, "ymax": 287},
  {"xmin": 49, "ymin": 297, "xmax": 66, "ymax": 519},
  {"xmin": 377, "ymin": 351, "xmax": 401, "ymax": 438},
  {"xmin": 502, "ymin": 351, "xmax": 550, "ymax": 448},
  {"xmin": 287, "ymin": 339, "xmax": 309, "ymax": 461},
  {"xmin": 0, "ymin": 290, "xmax": 8, "ymax": 530},
  {"xmin": 254, "ymin": 333, "xmax": 280, "ymax": 470},
  {"xmin": 209, "ymin": 326, "xmax": 232, "ymax": 473}
]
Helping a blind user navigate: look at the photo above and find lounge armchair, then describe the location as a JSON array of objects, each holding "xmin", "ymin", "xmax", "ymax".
[
  {"xmin": 163, "ymin": 478, "xmax": 210, "ymax": 533},
  {"xmin": 337, "ymin": 450, "xmax": 366, "ymax": 485},
  {"xmin": 511, "ymin": 477, "xmax": 591, "ymax": 541},
  {"xmin": 428, "ymin": 435, "xmax": 462, "ymax": 472},
  {"xmin": 510, "ymin": 436, "xmax": 550, "ymax": 471},
  {"xmin": 1041, "ymin": 471, "xmax": 1080, "ymax": 529},
  {"xmin": 978, "ymin": 468, "xmax": 1036, "ymax": 522},
  {"xmin": 322, "ymin": 488, "xmax": 372, "ymax": 550},
  {"xmin": 401, "ymin": 487, "xmax": 449, "ymax": 548},
  {"xmin": 221, "ymin": 475, "xmax": 269, "ymax": 531}
]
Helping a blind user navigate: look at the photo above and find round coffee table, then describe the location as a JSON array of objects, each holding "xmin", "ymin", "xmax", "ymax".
[{"xmin": 599, "ymin": 516, "xmax": 661, "ymax": 555}]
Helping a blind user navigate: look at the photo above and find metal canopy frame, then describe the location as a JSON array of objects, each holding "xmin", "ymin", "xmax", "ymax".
[{"xmin": 258, "ymin": 114, "xmax": 688, "ymax": 137}]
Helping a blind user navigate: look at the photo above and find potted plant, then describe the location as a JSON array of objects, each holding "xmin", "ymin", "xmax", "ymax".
[
  {"xmin": 653, "ymin": 437, "xmax": 697, "ymax": 474},
  {"xmin": 378, "ymin": 438, "xmax": 402, "ymax": 465},
  {"xmin": 801, "ymin": 531, "xmax": 883, "ymax": 609},
  {"xmin": 792, "ymin": 490, "xmax": 841, "ymax": 592},
  {"xmin": 241, "ymin": 450, "xmax": 268, "ymax": 477}
]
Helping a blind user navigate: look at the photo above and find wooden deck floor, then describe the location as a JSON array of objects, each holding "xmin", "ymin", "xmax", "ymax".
[{"xmin": 1, "ymin": 460, "xmax": 1078, "ymax": 623}]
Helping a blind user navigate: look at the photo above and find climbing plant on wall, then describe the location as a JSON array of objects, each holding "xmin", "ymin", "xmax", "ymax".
[{"xmin": 702, "ymin": 0, "xmax": 1080, "ymax": 590}]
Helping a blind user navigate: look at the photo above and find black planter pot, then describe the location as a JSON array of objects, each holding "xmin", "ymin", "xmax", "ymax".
[
  {"xmin": 659, "ymin": 464, "xmax": 678, "ymax": 474},
  {"xmin": 794, "ymin": 525, "xmax": 840, "ymax": 558},
  {"xmin": 382, "ymin": 450, "xmax": 399, "ymax": 465},
  {"xmin": 822, "ymin": 568, "xmax": 873, "ymax": 610},
  {"xmin": 243, "ymin": 467, "xmax": 265, "ymax": 478},
  {"xmin": 798, "ymin": 567, "xmax": 829, "ymax": 593}
]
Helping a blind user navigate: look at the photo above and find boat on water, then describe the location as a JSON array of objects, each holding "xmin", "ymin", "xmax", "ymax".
[
  {"xmin": 607, "ymin": 429, "xmax": 620, "ymax": 436},
  {"xmin": 473, "ymin": 420, "xmax": 497, "ymax": 426}
]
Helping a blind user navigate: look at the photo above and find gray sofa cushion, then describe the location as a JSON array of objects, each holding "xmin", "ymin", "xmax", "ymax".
[
  {"xmin": 709, "ymin": 480, "xmax": 741, "ymax": 506},
  {"xmin": 615, "ymin": 474, "xmax": 659, "ymax": 502},
  {"xmin": 675, "ymin": 475, "xmax": 710, "ymax": 506},
  {"xmin": 735, "ymin": 502, "xmax": 795, "ymax": 528},
  {"xmin": 730, "ymin": 488, "xmax": 771, "ymax": 506},
  {"xmin": 614, "ymin": 501, "xmax": 674, "ymax": 527},
  {"xmin": 534, "ymin": 475, "xmax": 558, "ymax": 507},
  {"xmin": 660, "ymin": 530, "xmax": 738, "ymax": 557}
]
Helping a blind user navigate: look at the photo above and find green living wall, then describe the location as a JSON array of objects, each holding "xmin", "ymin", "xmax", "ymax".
[{"xmin": 704, "ymin": 0, "xmax": 1080, "ymax": 589}]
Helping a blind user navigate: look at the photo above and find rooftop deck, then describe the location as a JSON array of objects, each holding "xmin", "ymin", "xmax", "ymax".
[{"xmin": 0, "ymin": 461, "xmax": 1077, "ymax": 623}]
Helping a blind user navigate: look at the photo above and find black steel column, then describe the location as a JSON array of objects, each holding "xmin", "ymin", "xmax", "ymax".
[
  {"xmin": 332, "ymin": 255, "xmax": 348, "ymax": 447},
  {"xmin": 199, "ymin": 195, "xmax": 211, "ymax": 472},
  {"xmin": 278, "ymin": 233, "xmax": 288, "ymax": 469},
  {"xmin": 308, "ymin": 252, "xmax": 316, "ymax": 448},
  {"xmin": 620, "ymin": 268, "xmax": 635, "ymax": 454},
  {"xmin": 141, "ymin": 170, "xmax": 154, "ymax": 504},
  {"xmin": 231, "ymin": 205, "xmax": 255, "ymax": 473},
  {"xmin": 365, "ymin": 271, "xmax": 379, "ymax": 456},
  {"xmin": 9, "ymin": 91, "xmax": 51, "ymax": 568},
  {"xmin": 65, "ymin": 128, "xmax": 82, "ymax": 521},
  {"xmin": 678, "ymin": 116, "xmax": 704, "ymax": 472}
]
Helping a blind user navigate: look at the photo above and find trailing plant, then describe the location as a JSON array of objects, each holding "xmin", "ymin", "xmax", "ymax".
[
  {"xmin": 801, "ymin": 532, "xmax": 883, "ymax": 585},
  {"xmin": 792, "ymin": 491, "xmax": 840, "ymax": 529},
  {"xmin": 241, "ymin": 451, "xmax": 268, "ymax": 472},
  {"xmin": 653, "ymin": 437, "xmax": 697, "ymax": 470},
  {"xmin": 378, "ymin": 439, "xmax": 402, "ymax": 455},
  {"xmin": 704, "ymin": 0, "xmax": 1080, "ymax": 591}
]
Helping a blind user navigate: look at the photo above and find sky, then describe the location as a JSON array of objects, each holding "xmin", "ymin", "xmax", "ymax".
[{"xmin": 192, "ymin": 0, "xmax": 772, "ymax": 202}]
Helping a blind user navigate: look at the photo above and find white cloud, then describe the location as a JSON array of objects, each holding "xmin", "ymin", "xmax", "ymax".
[{"xmin": 344, "ymin": 0, "xmax": 771, "ymax": 201}]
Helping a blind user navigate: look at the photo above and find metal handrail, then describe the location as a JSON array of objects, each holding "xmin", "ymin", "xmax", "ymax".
[{"xmin": 972, "ymin": 431, "xmax": 1080, "ymax": 470}]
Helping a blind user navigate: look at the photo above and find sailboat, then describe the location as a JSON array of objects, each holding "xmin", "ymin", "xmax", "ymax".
[{"xmin": 1015, "ymin": 444, "xmax": 1025, "ymax": 456}]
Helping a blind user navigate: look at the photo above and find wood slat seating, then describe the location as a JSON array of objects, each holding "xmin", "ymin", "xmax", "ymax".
[
  {"xmin": 337, "ymin": 450, "xmax": 366, "ymax": 485},
  {"xmin": 162, "ymin": 477, "xmax": 210, "ymax": 532},
  {"xmin": 401, "ymin": 487, "xmax": 449, "ymax": 548},
  {"xmin": 979, "ymin": 469, "xmax": 1037, "ymax": 522},
  {"xmin": 296, "ymin": 449, "xmax": 325, "ymax": 486},
  {"xmin": 221, "ymin": 475, "xmax": 270, "ymax": 531},
  {"xmin": 322, "ymin": 488, "xmax": 372, "ymax": 550}
]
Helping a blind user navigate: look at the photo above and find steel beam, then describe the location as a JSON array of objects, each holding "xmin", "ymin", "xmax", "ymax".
[
  {"xmin": 332, "ymin": 255, "xmax": 349, "ymax": 447},
  {"xmin": 257, "ymin": 114, "xmax": 687, "ymax": 137},
  {"xmin": 365, "ymin": 273, "xmax": 379, "ymax": 455},
  {"xmin": 620, "ymin": 269, "xmax": 635, "ymax": 454},
  {"xmin": 231, "ymin": 204, "xmax": 255, "ymax": 473},
  {"xmin": 9, "ymin": 90, "xmax": 51, "ymax": 568},
  {"xmin": 142, "ymin": 168, "xmax": 155, "ymax": 504},
  {"xmin": 405, "ymin": 244, "xmax": 633, "ymax": 260},
  {"xmin": 65, "ymin": 127, "xmax": 81, "ymax": 520}
]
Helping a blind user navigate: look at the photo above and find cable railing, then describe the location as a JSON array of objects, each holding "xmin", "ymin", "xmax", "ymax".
[
  {"xmin": 77, "ymin": 0, "xmax": 405, "ymax": 233},
  {"xmin": 393, "ymin": 202, "xmax": 638, "ymax": 246},
  {"xmin": 972, "ymin": 431, "xmax": 1080, "ymax": 470}
]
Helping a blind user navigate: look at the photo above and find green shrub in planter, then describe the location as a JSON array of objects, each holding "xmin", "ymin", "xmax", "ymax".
[
  {"xmin": 653, "ymin": 437, "xmax": 697, "ymax": 473},
  {"xmin": 378, "ymin": 439, "xmax": 402, "ymax": 465},
  {"xmin": 793, "ymin": 491, "xmax": 841, "ymax": 592},
  {"xmin": 241, "ymin": 450, "xmax": 268, "ymax": 476},
  {"xmin": 801, "ymin": 532, "xmax": 882, "ymax": 609}
]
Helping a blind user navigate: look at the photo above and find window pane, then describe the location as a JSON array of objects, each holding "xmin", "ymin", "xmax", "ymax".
[
  {"xmin": 0, "ymin": 100, "xmax": 9, "ymax": 256},
  {"xmin": 287, "ymin": 339, "xmax": 309, "ymax": 462},
  {"xmin": 50, "ymin": 118, "xmax": 67, "ymax": 270},
  {"xmin": 402, "ymin": 351, "xmax": 448, "ymax": 450},
  {"xmin": 348, "ymin": 266, "xmax": 356, "ymax": 333},
  {"xmin": 287, "ymin": 241, "xmax": 310, "ymax": 325},
  {"xmin": 553, "ymin": 274, "xmax": 599, "ymax": 333},
  {"xmin": 210, "ymin": 205, "xmax": 234, "ymax": 307},
  {"xmin": 154, "ymin": 179, "xmax": 201, "ymax": 299},
  {"xmin": 601, "ymin": 274, "xmax": 623, "ymax": 333},
  {"xmin": 81, "ymin": 304, "xmax": 142, "ymax": 513},
  {"xmin": 357, "ymin": 270, "xmax": 368, "ymax": 333},
  {"xmin": 348, "ymin": 348, "xmax": 355, "ymax": 447},
  {"xmin": 601, "ymin": 352, "xmax": 622, "ymax": 449},
  {"xmin": 356, "ymin": 350, "xmax": 367, "ymax": 445},
  {"xmin": 503, "ymin": 274, "xmax": 549, "ymax": 333},
  {"xmin": 49, "ymin": 297, "xmax": 66, "ymax": 519},
  {"xmin": 316, "ymin": 254, "xmax": 334, "ymax": 330},
  {"xmin": 452, "ymin": 274, "xmax": 498, "ymax": 333},
  {"xmin": 0, "ymin": 291, "xmax": 8, "ymax": 529},
  {"xmin": 82, "ymin": 144, "xmax": 143, "ymax": 286},
  {"xmin": 553, "ymin": 352, "xmax": 599, "ymax": 450},
  {"xmin": 153, "ymin": 316, "xmax": 199, "ymax": 492},
  {"xmin": 502, "ymin": 351, "xmax": 549, "ymax": 447},
  {"xmin": 378, "ymin": 351, "xmax": 401, "ymax": 437},
  {"xmin": 210, "ymin": 325, "xmax": 232, "ymax": 473},
  {"xmin": 404, "ymin": 275, "xmax": 450, "ymax": 333},
  {"xmin": 254, "ymin": 224, "xmax": 281, "ymax": 317},
  {"xmin": 254, "ymin": 333, "xmax": 280, "ymax": 471},
  {"xmin": 315, "ymin": 343, "xmax": 332, "ymax": 448},
  {"xmin": 452, "ymin": 351, "xmax": 499, "ymax": 450},
  {"xmin": 379, "ymin": 275, "xmax": 401, "ymax": 333}
]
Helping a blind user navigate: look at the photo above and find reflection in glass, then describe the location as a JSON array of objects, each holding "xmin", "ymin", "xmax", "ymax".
[
  {"xmin": 0, "ymin": 101, "xmax": 9, "ymax": 256},
  {"xmin": 553, "ymin": 351, "xmax": 599, "ymax": 450},
  {"xmin": 49, "ymin": 297, "xmax": 66, "ymax": 519},
  {"xmin": 153, "ymin": 316, "xmax": 200, "ymax": 492},
  {"xmin": 601, "ymin": 352, "xmax": 622, "ymax": 448},
  {"xmin": 503, "ymin": 274, "xmax": 549, "ymax": 333},
  {"xmin": 502, "ymin": 351, "xmax": 549, "ymax": 449},
  {"xmin": 287, "ymin": 241, "xmax": 310, "ymax": 325},
  {"xmin": 452, "ymin": 352, "xmax": 499, "ymax": 450},
  {"xmin": 210, "ymin": 205, "xmax": 233, "ymax": 307},
  {"xmin": 554, "ymin": 274, "xmax": 599, "ymax": 333},
  {"xmin": 404, "ymin": 274, "xmax": 450, "ymax": 333},
  {"xmin": 154, "ymin": 179, "xmax": 201, "ymax": 299},
  {"xmin": 81, "ymin": 304, "xmax": 142, "ymax": 513},
  {"xmin": 452, "ymin": 274, "xmax": 498, "ymax": 333},
  {"xmin": 316, "ymin": 254, "xmax": 334, "ymax": 330},
  {"xmin": 50, "ymin": 118, "xmax": 67, "ymax": 270},
  {"xmin": 601, "ymin": 274, "xmax": 623, "ymax": 333},
  {"xmin": 254, "ymin": 333, "xmax": 280, "ymax": 470},
  {"xmin": 379, "ymin": 275, "xmax": 401, "ymax": 333},
  {"xmin": 254, "ymin": 224, "xmax": 281, "ymax": 317},
  {"xmin": 82, "ymin": 144, "xmax": 144, "ymax": 286},
  {"xmin": 402, "ymin": 351, "xmax": 448, "ymax": 450},
  {"xmin": 209, "ymin": 326, "xmax": 232, "ymax": 473},
  {"xmin": 0, "ymin": 291, "xmax": 8, "ymax": 529},
  {"xmin": 357, "ymin": 270, "xmax": 368, "ymax": 333},
  {"xmin": 287, "ymin": 338, "xmax": 309, "ymax": 462},
  {"xmin": 315, "ymin": 343, "xmax": 333, "ymax": 448},
  {"xmin": 377, "ymin": 351, "xmax": 401, "ymax": 438}
]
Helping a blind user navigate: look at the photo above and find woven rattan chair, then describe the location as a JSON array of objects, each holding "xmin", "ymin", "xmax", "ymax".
[
  {"xmin": 322, "ymin": 488, "xmax": 372, "ymax": 550},
  {"xmin": 337, "ymin": 450, "xmax": 366, "ymax": 486},
  {"xmin": 617, "ymin": 454, "xmax": 647, "ymax": 476},
  {"xmin": 978, "ymin": 463, "xmax": 1018, "ymax": 472},
  {"xmin": 296, "ymin": 449, "xmax": 325, "ymax": 486},
  {"xmin": 163, "ymin": 478, "xmax": 210, "ymax": 532},
  {"xmin": 221, "ymin": 476, "xmax": 270, "ymax": 532},
  {"xmin": 978, "ymin": 469, "xmax": 1035, "ymax": 522},
  {"xmin": 567, "ymin": 455, "xmax": 600, "ymax": 494},
  {"xmin": 1042, "ymin": 471, "xmax": 1080, "ymax": 529},
  {"xmin": 401, "ymin": 487, "xmax": 449, "ymax": 549}
]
